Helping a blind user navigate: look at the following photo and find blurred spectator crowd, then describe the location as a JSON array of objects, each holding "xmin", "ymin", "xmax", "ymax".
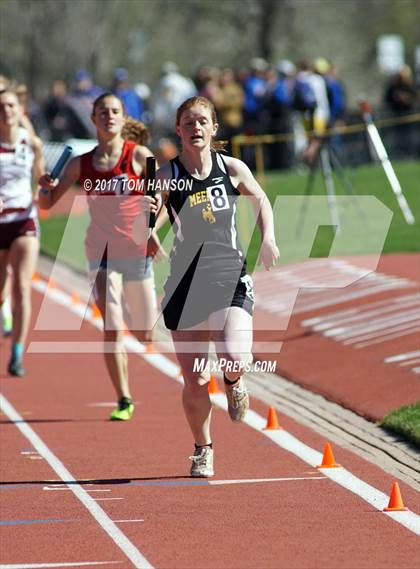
[{"xmin": 1, "ymin": 57, "xmax": 418, "ymax": 169}]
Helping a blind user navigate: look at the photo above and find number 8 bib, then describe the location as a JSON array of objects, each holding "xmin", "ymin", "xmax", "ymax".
[{"xmin": 206, "ymin": 184, "xmax": 230, "ymax": 212}]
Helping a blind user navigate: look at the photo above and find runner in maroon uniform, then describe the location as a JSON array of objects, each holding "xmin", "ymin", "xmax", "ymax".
[{"xmin": 0, "ymin": 89, "xmax": 44, "ymax": 377}]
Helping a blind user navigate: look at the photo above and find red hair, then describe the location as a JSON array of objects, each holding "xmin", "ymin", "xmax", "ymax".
[
  {"xmin": 176, "ymin": 96, "xmax": 226, "ymax": 151},
  {"xmin": 122, "ymin": 116, "xmax": 149, "ymax": 145}
]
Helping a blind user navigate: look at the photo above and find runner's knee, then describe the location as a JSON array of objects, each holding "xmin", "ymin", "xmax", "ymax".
[
  {"xmin": 12, "ymin": 276, "xmax": 31, "ymax": 303},
  {"xmin": 182, "ymin": 371, "xmax": 210, "ymax": 390},
  {"xmin": 104, "ymin": 329, "xmax": 125, "ymax": 348},
  {"xmin": 132, "ymin": 329, "xmax": 154, "ymax": 343}
]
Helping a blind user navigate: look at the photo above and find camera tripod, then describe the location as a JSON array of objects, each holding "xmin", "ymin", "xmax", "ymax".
[{"xmin": 297, "ymin": 137, "xmax": 366, "ymax": 234}]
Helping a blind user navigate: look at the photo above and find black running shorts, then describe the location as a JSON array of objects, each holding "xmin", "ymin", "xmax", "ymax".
[{"xmin": 162, "ymin": 272, "xmax": 254, "ymax": 331}]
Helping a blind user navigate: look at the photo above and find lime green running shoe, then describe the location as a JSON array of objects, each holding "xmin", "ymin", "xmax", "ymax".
[
  {"xmin": 2, "ymin": 313, "xmax": 12, "ymax": 337},
  {"xmin": 110, "ymin": 397, "xmax": 134, "ymax": 421}
]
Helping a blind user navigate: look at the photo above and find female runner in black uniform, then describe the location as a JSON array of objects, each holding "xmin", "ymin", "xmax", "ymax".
[{"xmin": 155, "ymin": 96, "xmax": 279, "ymax": 477}]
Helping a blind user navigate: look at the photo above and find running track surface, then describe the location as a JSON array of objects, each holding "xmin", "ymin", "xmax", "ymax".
[
  {"xmin": 253, "ymin": 253, "xmax": 420, "ymax": 421},
  {"xmin": 40, "ymin": 186, "xmax": 419, "ymax": 420},
  {"xmin": 0, "ymin": 278, "xmax": 419, "ymax": 567}
]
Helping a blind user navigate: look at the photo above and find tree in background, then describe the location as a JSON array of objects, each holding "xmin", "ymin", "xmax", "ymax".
[{"xmin": 0, "ymin": 0, "xmax": 418, "ymax": 108}]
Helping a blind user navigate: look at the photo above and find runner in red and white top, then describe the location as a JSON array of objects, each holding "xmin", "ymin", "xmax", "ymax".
[
  {"xmin": 39, "ymin": 93, "xmax": 160, "ymax": 421},
  {"xmin": 79, "ymin": 135, "xmax": 148, "ymax": 262},
  {"xmin": 0, "ymin": 126, "xmax": 37, "ymax": 222},
  {"xmin": 0, "ymin": 88, "xmax": 44, "ymax": 377}
]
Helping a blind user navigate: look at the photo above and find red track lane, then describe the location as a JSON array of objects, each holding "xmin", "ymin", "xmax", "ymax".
[
  {"xmin": 0, "ymin": 288, "xmax": 419, "ymax": 568},
  {"xmin": 253, "ymin": 254, "xmax": 420, "ymax": 421}
]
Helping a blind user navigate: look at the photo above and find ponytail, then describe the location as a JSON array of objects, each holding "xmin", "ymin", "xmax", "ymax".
[{"xmin": 122, "ymin": 116, "xmax": 150, "ymax": 145}]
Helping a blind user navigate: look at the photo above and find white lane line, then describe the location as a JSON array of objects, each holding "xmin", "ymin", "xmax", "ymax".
[
  {"xmin": 384, "ymin": 350, "xmax": 420, "ymax": 363},
  {"xmin": 303, "ymin": 293, "xmax": 420, "ymax": 327},
  {"xmin": 354, "ymin": 325, "xmax": 420, "ymax": 349},
  {"xmin": 399, "ymin": 358, "xmax": 420, "ymax": 367},
  {"xmin": 94, "ymin": 498, "xmax": 123, "ymax": 501},
  {"xmin": 301, "ymin": 294, "xmax": 420, "ymax": 332},
  {"xmin": 28, "ymin": 276, "xmax": 420, "ymax": 537},
  {"xmin": 294, "ymin": 282, "xmax": 414, "ymax": 314},
  {"xmin": 255, "ymin": 261, "xmax": 414, "ymax": 315},
  {"xmin": 0, "ymin": 563, "xmax": 121, "ymax": 569},
  {"xmin": 113, "ymin": 520, "xmax": 144, "ymax": 523},
  {"xmin": 141, "ymin": 348, "xmax": 420, "ymax": 534},
  {"xmin": 0, "ymin": 395, "xmax": 153, "ymax": 569},
  {"xmin": 43, "ymin": 487, "xmax": 111, "ymax": 492},
  {"xmin": 209, "ymin": 476, "xmax": 326, "ymax": 486},
  {"xmin": 325, "ymin": 310, "xmax": 419, "ymax": 339},
  {"xmin": 343, "ymin": 321, "xmax": 420, "ymax": 345},
  {"xmin": 235, "ymin": 404, "xmax": 420, "ymax": 535},
  {"xmin": 308, "ymin": 296, "xmax": 420, "ymax": 331}
]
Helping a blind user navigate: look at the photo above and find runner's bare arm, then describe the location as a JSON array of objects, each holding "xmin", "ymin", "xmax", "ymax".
[
  {"xmin": 38, "ymin": 156, "xmax": 81, "ymax": 210},
  {"xmin": 147, "ymin": 162, "xmax": 172, "ymax": 260},
  {"xmin": 132, "ymin": 145, "xmax": 161, "ymax": 215},
  {"xmin": 154, "ymin": 205, "xmax": 169, "ymax": 231},
  {"xmin": 132, "ymin": 144, "xmax": 155, "ymax": 176},
  {"xmin": 20, "ymin": 114, "xmax": 36, "ymax": 138},
  {"xmin": 155, "ymin": 161, "xmax": 172, "ymax": 213},
  {"xmin": 31, "ymin": 136, "xmax": 45, "ymax": 199},
  {"xmin": 224, "ymin": 155, "xmax": 280, "ymax": 270}
]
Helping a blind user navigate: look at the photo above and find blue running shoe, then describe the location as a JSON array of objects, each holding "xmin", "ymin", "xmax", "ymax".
[{"xmin": 8, "ymin": 358, "xmax": 25, "ymax": 377}]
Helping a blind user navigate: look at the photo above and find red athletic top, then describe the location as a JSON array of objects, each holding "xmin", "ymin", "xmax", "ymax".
[{"xmin": 79, "ymin": 140, "xmax": 148, "ymax": 260}]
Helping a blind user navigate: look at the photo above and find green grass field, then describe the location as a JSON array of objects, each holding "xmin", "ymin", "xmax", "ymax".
[
  {"xmin": 39, "ymin": 159, "xmax": 420, "ymax": 445},
  {"xmin": 381, "ymin": 403, "xmax": 420, "ymax": 448}
]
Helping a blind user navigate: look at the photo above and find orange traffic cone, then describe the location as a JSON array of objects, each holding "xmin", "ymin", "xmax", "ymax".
[
  {"xmin": 70, "ymin": 292, "xmax": 80, "ymax": 305},
  {"xmin": 91, "ymin": 304, "xmax": 101, "ymax": 319},
  {"xmin": 32, "ymin": 272, "xmax": 40, "ymax": 281},
  {"xmin": 146, "ymin": 343, "xmax": 154, "ymax": 353},
  {"xmin": 208, "ymin": 375, "xmax": 222, "ymax": 394},
  {"xmin": 39, "ymin": 209, "xmax": 49, "ymax": 220},
  {"xmin": 263, "ymin": 406, "xmax": 283, "ymax": 430},
  {"xmin": 383, "ymin": 482, "xmax": 408, "ymax": 512},
  {"xmin": 47, "ymin": 278, "xmax": 57, "ymax": 289},
  {"xmin": 317, "ymin": 443, "xmax": 341, "ymax": 468}
]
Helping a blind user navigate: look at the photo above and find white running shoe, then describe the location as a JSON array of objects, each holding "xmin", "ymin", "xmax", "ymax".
[
  {"xmin": 190, "ymin": 446, "xmax": 214, "ymax": 478},
  {"xmin": 225, "ymin": 378, "xmax": 249, "ymax": 422}
]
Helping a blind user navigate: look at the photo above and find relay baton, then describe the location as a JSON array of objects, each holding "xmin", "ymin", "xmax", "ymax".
[
  {"xmin": 146, "ymin": 156, "xmax": 156, "ymax": 229},
  {"xmin": 39, "ymin": 145, "xmax": 73, "ymax": 195}
]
